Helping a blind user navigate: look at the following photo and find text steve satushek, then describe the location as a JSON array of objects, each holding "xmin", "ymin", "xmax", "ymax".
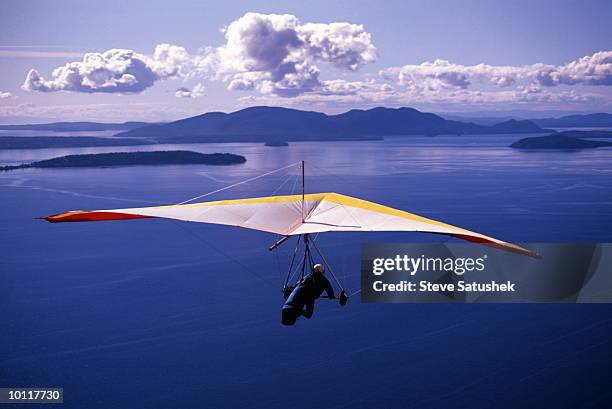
[{"xmin": 372, "ymin": 280, "xmax": 516, "ymax": 293}]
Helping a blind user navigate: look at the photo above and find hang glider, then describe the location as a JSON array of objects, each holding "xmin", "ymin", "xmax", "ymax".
[{"xmin": 44, "ymin": 191, "xmax": 537, "ymax": 258}]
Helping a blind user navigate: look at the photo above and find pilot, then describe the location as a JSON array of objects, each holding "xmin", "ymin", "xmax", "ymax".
[{"xmin": 281, "ymin": 263, "xmax": 335, "ymax": 326}]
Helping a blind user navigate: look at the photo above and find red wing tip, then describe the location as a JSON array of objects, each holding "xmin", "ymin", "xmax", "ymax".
[
  {"xmin": 451, "ymin": 233, "xmax": 540, "ymax": 259},
  {"xmin": 506, "ymin": 244, "xmax": 541, "ymax": 259},
  {"xmin": 500, "ymin": 245, "xmax": 542, "ymax": 259},
  {"xmin": 41, "ymin": 210, "xmax": 153, "ymax": 223}
]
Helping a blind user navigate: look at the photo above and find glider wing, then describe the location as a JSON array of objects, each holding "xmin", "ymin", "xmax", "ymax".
[{"xmin": 44, "ymin": 192, "xmax": 538, "ymax": 257}]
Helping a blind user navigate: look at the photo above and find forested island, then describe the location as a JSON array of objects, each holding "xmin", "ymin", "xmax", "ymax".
[
  {"xmin": 510, "ymin": 134, "xmax": 612, "ymax": 150},
  {"xmin": 1, "ymin": 151, "xmax": 246, "ymax": 171}
]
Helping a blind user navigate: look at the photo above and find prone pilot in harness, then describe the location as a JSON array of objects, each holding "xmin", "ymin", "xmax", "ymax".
[{"xmin": 281, "ymin": 263, "xmax": 335, "ymax": 326}]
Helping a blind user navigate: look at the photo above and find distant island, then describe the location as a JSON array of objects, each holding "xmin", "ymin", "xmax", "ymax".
[
  {"xmin": 264, "ymin": 140, "xmax": 289, "ymax": 147},
  {"xmin": 510, "ymin": 134, "xmax": 612, "ymax": 150},
  {"xmin": 531, "ymin": 113, "xmax": 612, "ymax": 128},
  {"xmin": 1, "ymin": 151, "xmax": 246, "ymax": 171},
  {"xmin": 0, "ymin": 136, "xmax": 157, "ymax": 150},
  {"xmin": 449, "ymin": 113, "xmax": 612, "ymax": 128},
  {"xmin": 3, "ymin": 108, "xmax": 611, "ymax": 151},
  {"xmin": 487, "ymin": 119, "xmax": 544, "ymax": 134},
  {"xmin": 11, "ymin": 106, "xmax": 612, "ymax": 150},
  {"xmin": 113, "ymin": 106, "xmax": 548, "ymax": 142},
  {"xmin": 0, "ymin": 121, "xmax": 153, "ymax": 132}
]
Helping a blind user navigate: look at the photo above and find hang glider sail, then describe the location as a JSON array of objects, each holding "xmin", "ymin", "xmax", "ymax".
[{"xmin": 44, "ymin": 191, "xmax": 538, "ymax": 258}]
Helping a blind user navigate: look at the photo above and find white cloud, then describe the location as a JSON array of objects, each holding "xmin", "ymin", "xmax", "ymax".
[
  {"xmin": 0, "ymin": 91, "xmax": 12, "ymax": 99},
  {"xmin": 205, "ymin": 12, "xmax": 377, "ymax": 96},
  {"xmin": 532, "ymin": 51, "xmax": 612, "ymax": 86},
  {"xmin": 17, "ymin": 11, "xmax": 610, "ymax": 112},
  {"xmin": 299, "ymin": 22, "xmax": 376, "ymax": 70},
  {"xmin": 152, "ymin": 44, "xmax": 195, "ymax": 78},
  {"xmin": 238, "ymin": 79, "xmax": 602, "ymax": 113},
  {"xmin": 21, "ymin": 13, "xmax": 376, "ymax": 98},
  {"xmin": 175, "ymin": 83, "xmax": 205, "ymax": 98},
  {"xmin": 380, "ymin": 60, "xmax": 527, "ymax": 91},
  {"xmin": 317, "ymin": 79, "xmax": 393, "ymax": 96},
  {"xmin": 22, "ymin": 45, "xmax": 191, "ymax": 94},
  {"xmin": 381, "ymin": 51, "xmax": 612, "ymax": 92}
]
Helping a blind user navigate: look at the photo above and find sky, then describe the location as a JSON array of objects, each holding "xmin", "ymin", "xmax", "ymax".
[{"xmin": 0, "ymin": 0, "xmax": 611, "ymax": 123}]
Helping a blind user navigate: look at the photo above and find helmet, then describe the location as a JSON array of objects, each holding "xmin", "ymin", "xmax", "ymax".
[{"xmin": 313, "ymin": 263, "xmax": 325, "ymax": 274}]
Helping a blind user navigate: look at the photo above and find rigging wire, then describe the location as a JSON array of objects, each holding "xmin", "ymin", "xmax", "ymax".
[
  {"xmin": 166, "ymin": 218, "xmax": 276, "ymax": 288},
  {"xmin": 169, "ymin": 160, "xmax": 355, "ymax": 294},
  {"xmin": 269, "ymin": 172, "xmax": 297, "ymax": 280},
  {"xmin": 176, "ymin": 161, "xmax": 301, "ymax": 205},
  {"xmin": 171, "ymin": 162, "xmax": 304, "ymax": 288},
  {"xmin": 270, "ymin": 173, "xmax": 294, "ymax": 196},
  {"xmin": 287, "ymin": 250, "xmax": 306, "ymax": 285},
  {"xmin": 308, "ymin": 162, "xmax": 361, "ymax": 188},
  {"xmin": 284, "ymin": 235, "xmax": 301, "ymax": 287},
  {"xmin": 274, "ymin": 249, "xmax": 284, "ymax": 285},
  {"xmin": 348, "ymin": 289, "xmax": 361, "ymax": 297},
  {"xmin": 309, "ymin": 236, "xmax": 345, "ymax": 292},
  {"xmin": 289, "ymin": 171, "xmax": 299, "ymax": 195}
]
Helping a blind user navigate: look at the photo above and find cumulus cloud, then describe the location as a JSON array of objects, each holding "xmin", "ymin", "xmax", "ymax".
[
  {"xmin": 22, "ymin": 45, "xmax": 192, "ymax": 93},
  {"xmin": 317, "ymin": 79, "xmax": 393, "ymax": 96},
  {"xmin": 299, "ymin": 22, "xmax": 377, "ymax": 70},
  {"xmin": 18, "ymin": 11, "xmax": 610, "ymax": 112},
  {"xmin": 152, "ymin": 44, "xmax": 195, "ymax": 78},
  {"xmin": 22, "ymin": 13, "xmax": 376, "ymax": 98},
  {"xmin": 209, "ymin": 12, "xmax": 377, "ymax": 96},
  {"xmin": 238, "ymin": 77, "xmax": 603, "ymax": 113},
  {"xmin": 380, "ymin": 60, "xmax": 527, "ymax": 91},
  {"xmin": 175, "ymin": 83, "xmax": 205, "ymax": 98},
  {"xmin": 531, "ymin": 51, "xmax": 612, "ymax": 86},
  {"xmin": 238, "ymin": 79, "xmax": 400, "ymax": 109},
  {"xmin": 0, "ymin": 91, "xmax": 12, "ymax": 99},
  {"xmin": 381, "ymin": 51, "xmax": 612, "ymax": 92}
]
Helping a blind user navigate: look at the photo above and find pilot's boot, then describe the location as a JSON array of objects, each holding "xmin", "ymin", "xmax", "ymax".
[{"xmin": 281, "ymin": 305, "xmax": 299, "ymax": 326}]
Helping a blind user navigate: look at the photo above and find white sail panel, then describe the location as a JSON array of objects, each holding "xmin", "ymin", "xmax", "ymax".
[{"xmin": 44, "ymin": 192, "xmax": 538, "ymax": 257}]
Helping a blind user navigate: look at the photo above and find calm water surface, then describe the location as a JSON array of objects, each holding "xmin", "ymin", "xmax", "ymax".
[{"xmin": 1, "ymin": 135, "xmax": 611, "ymax": 408}]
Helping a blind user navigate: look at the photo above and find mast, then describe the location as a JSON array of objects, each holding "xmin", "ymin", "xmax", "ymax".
[{"xmin": 301, "ymin": 160, "xmax": 305, "ymax": 222}]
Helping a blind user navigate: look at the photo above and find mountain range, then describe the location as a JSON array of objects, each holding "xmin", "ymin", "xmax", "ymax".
[
  {"xmin": 114, "ymin": 106, "xmax": 548, "ymax": 142},
  {"xmin": 3, "ymin": 108, "xmax": 611, "ymax": 144}
]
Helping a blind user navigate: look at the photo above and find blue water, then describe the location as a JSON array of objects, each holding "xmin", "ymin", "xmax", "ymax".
[{"xmin": 1, "ymin": 136, "xmax": 612, "ymax": 408}]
